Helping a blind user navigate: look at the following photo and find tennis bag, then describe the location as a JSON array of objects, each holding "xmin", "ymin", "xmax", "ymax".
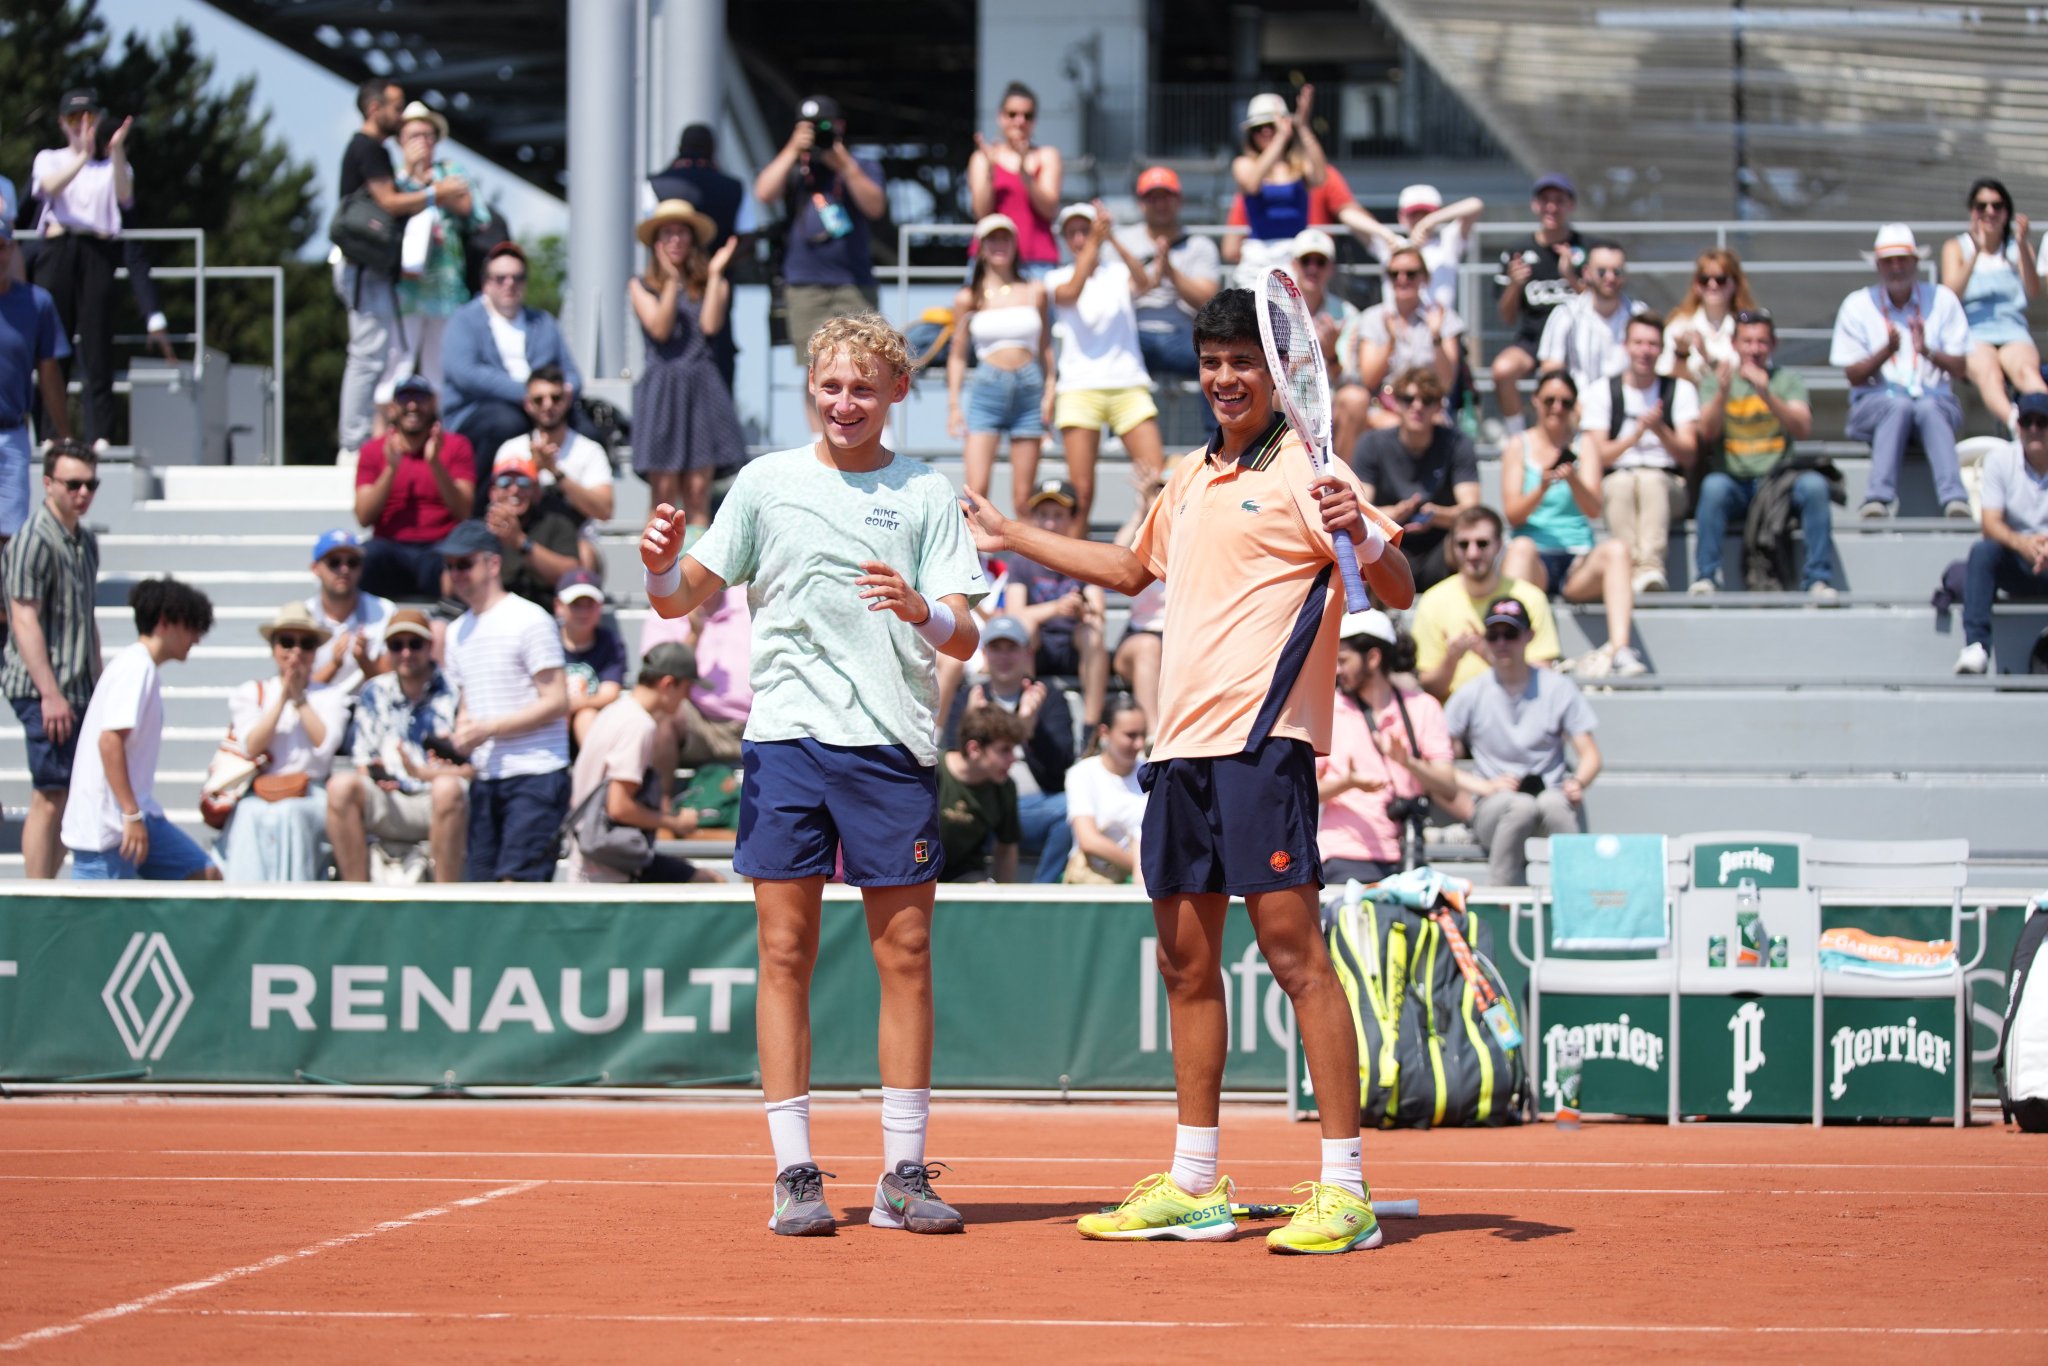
[
  {"xmin": 1325, "ymin": 874, "xmax": 1530, "ymax": 1128},
  {"xmin": 1995, "ymin": 900, "xmax": 2048, "ymax": 1133}
]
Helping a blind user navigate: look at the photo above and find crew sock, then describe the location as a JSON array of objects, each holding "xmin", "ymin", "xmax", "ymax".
[
  {"xmin": 1319, "ymin": 1136, "xmax": 1365, "ymax": 1199},
  {"xmin": 1169, "ymin": 1124, "xmax": 1221, "ymax": 1195},
  {"xmin": 764, "ymin": 1093, "xmax": 813, "ymax": 1173}
]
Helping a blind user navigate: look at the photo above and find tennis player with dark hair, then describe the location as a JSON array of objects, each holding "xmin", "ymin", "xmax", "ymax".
[
  {"xmin": 641, "ymin": 314, "xmax": 988, "ymax": 1237},
  {"xmin": 964, "ymin": 287, "xmax": 1413, "ymax": 1254}
]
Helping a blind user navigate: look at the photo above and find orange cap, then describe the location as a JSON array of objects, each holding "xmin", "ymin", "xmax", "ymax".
[{"xmin": 1135, "ymin": 166, "xmax": 1181, "ymax": 196}]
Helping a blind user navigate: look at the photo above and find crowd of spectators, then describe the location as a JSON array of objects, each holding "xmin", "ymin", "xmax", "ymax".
[{"xmin": 11, "ymin": 78, "xmax": 2048, "ymax": 889}]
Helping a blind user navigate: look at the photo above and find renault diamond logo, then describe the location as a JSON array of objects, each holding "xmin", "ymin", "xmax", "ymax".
[{"xmin": 101, "ymin": 933, "xmax": 194, "ymax": 1061}]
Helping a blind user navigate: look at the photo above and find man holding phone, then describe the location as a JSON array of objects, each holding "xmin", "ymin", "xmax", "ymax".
[
  {"xmin": 326, "ymin": 607, "xmax": 470, "ymax": 882},
  {"xmin": 1443, "ymin": 596, "xmax": 1600, "ymax": 886}
]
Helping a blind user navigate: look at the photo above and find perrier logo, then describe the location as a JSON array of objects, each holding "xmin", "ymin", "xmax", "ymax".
[{"xmin": 1828, "ymin": 1017, "xmax": 1951, "ymax": 1100}]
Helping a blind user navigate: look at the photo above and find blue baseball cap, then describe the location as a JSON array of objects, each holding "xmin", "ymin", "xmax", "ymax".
[
  {"xmin": 2016, "ymin": 393, "xmax": 2048, "ymax": 423},
  {"xmin": 1532, "ymin": 172, "xmax": 1577, "ymax": 199},
  {"xmin": 437, "ymin": 519, "xmax": 502, "ymax": 558},
  {"xmin": 312, "ymin": 529, "xmax": 361, "ymax": 563}
]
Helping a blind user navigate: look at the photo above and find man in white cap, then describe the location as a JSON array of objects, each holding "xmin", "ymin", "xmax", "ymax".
[
  {"xmin": 1831, "ymin": 224, "xmax": 1973, "ymax": 519},
  {"xmin": 1369, "ymin": 183, "xmax": 1486, "ymax": 313}
]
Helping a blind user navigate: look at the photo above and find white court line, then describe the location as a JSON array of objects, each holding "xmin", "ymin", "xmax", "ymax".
[
  {"xmin": 0, "ymin": 1180, "xmax": 541, "ymax": 1354},
  {"xmin": 45, "ymin": 1149, "xmax": 2041, "ymax": 1174},
  {"xmin": 144, "ymin": 1309, "xmax": 2048, "ymax": 1337},
  {"xmin": 0, "ymin": 1174, "xmax": 2039, "ymax": 1197}
]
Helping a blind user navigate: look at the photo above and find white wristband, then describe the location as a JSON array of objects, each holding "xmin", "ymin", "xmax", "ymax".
[
  {"xmin": 644, "ymin": 560, "xmax": 681, "ymax": 599},
  {"xmin": 914, "ymin": 593, "xmax": 955, "ymax": 647},
  {"xmin": 1353, "ymin": 514, "xmax": 1388, "ymax": 565}
]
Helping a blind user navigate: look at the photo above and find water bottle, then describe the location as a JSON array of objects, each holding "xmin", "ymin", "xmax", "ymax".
[
  {"xmin": 1555, "ymin": 1038, "xmax": 1583, "ymax": 1130},
  {"xmin": 1734, "ymin": 877, "xmax": 1764, "ymax": 967}
]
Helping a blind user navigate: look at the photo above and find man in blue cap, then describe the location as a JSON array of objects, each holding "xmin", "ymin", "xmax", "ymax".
[
  {"xmin": 438, "ymin": 518, "xmax": 570, "ymax": 881},
  {"xmin": 306, "ymin": 528, "xmax": 392, "ymax": 694}
]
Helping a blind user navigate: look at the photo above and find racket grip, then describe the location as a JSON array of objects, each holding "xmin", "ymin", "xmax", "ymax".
[
  {"xmin": 1333, "ymin": 532, "xmax": 1371, "ymax": 614},
  {"xmin": 1372, "ymin": 1198, "xmax": 1420, "ymax": 1219}
]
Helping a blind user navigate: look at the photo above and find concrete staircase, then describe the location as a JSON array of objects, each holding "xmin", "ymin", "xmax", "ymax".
[{"xmin": 6, "ymin": 444, "xmax": 2044, "ymax": 886}]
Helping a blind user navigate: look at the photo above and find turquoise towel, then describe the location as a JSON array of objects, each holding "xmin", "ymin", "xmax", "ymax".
[
  {"xmin": 1548, "ymin": 834, "xmax": 1670, "ymax": 950},
  {"xmin": 1358, "ymin": 865, "xmax": 1472, "ymax": 911}
]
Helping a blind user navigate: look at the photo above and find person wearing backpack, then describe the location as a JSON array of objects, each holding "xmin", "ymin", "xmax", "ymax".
[
  {"xmin": 332, "ymin": 79, "xmax": 470, "ymax": 457},
  {"xmin": 1580, "ymin": 313, "xmax": 1699, "ymax": 593}
]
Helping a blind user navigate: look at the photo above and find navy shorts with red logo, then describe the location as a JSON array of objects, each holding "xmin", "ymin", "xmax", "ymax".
[
  {"xmin": 1138, "ymin": 736, "xmax": 1322, "ymax": 898},
  {"xmin": 734, "ymin": 738, "xmax": 943, "ymax": 887}
]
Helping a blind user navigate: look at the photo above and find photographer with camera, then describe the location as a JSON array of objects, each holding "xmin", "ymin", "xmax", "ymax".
[
  {"xmin": 1318, "ymin": 610, "xmax": 1460, "ymax": 884},
  {"xmin": 753, "ymin": 97, "xmax": 886, "ymax": 435},
  {"xmin": 1444, "ymin": 597, "xmax": 1601, "ymax": 888}
]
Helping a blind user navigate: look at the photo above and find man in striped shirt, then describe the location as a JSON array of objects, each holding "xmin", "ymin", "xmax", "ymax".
[
  {"xmin": 440, "ymin": 518, "xmax": 570, "ymax": 881},
  {"xmin": 3, "ymin": 438, "xmax": 101, "ymax": 877},
  {"xmin": 1537, "ymin": 241, "xmax": 1642, "ymax": 389}
]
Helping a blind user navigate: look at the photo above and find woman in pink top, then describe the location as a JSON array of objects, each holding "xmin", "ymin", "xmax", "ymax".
[
  {"xmin": 1317, "ymin": 610, "xmax": 1459, "ymax": 884},
  {"xmin": 968, "ymin": 82, "xmax": 1061, "ymax": 279}
]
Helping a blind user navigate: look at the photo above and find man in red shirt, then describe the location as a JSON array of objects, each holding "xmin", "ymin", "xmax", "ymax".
[{"xmin": 353, "ymin": 373, "xmax": 476, "ymax": 600}]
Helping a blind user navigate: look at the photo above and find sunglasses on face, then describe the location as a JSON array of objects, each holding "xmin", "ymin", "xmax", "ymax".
[
  {"xmin": 528, "ymin": 392, "xmax": 567, "ymax": 405},
  {"xmin": 2019, "ymin": 415, "xmax": 2048, "ymax": 431},
  {"xmin": 1587, "ymin": 266, "xmax": 1625, "ymax": 279},
  {"xmin": 386, "ymin": 635, "xmax": 430, "ymax": 653},
  {"xmin": 321, "ymin": 555, "xmax": 363, "ymax": 571},
  {"xmin": 1697, "ymin": 273, "xmax": 1730, "ymax": 286},
  {"xmin": 493, "ymin": 474, "xmax": 536, "ymax": 490},
  {"xmin": 1536, "ymin": 394, "xmax": 1574, "ymax": 409},
  {"xmin": 1001, "ymin": 108, "xmax": 1036, "ymax": 121},
  {"xmin": 1455, "ymin": 538, "xmax": 1497, "ymax": 552},
  {"xmin": 1396, "ymin": 392, "xmax": 1432, "ymax": 408},
  {"xmin": 56, "ymin": 477, "xmax": 100, "ymax": 492},
  {"xmin": 486, "ymin": 272, "xmax": 527, "ymax": 286},
  {"xmin": 1485, "ymin": 627, "xmax": 1525, "ymax": 642},
  {"xmin": 1388, "ymin": 268, "xmax": 1426, "ymax": 281},
  {"xmin": 1297, "ymin": 255, "xmax": 1331, "ymax": 268},
  {"xmin": 272, "ymin": 634, "xmax": 320, "ymax": 652},
  {"xmin": 444, "ymin": 556, "xmax": 479, "ymax": 573},
  {"xmin": 1973, "ymin": 200, "xmax": 2006, "ymax": 213}
]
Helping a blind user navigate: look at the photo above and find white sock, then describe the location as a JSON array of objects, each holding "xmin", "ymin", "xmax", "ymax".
[
  {"xmin": 1169, "ymin": 1124, "xmax": 1220, "ymax": 1194},
  {"xmin": 1320, "ymin": 1136, "xmax": 1365, "ymax": 1198},
  {"xmin": 764, "ymin": 1093, "xmax": 813, "ymax": 1173},
  {"xmin": 1503, "ymin": 412, "xmax": 1528, "ymax": 436},
  {"xmin": 879, "ymin": 1086, "xmax": 930, "ymax": 1173}
]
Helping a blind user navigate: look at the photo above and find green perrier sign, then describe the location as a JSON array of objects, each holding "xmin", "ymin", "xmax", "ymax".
[{"xmin": 1691, "ymin": 840, "xmax": 1803, "ymax": 890}]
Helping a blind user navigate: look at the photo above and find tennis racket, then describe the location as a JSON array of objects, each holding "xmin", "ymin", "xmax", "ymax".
[
  {"xmin": 1230, "ymin": 1198, "xmax": 1421, "ymax": 1220},
  {"xmin": 1255, "ymin": 266, "xmax": 1370, "ymax": 614}
]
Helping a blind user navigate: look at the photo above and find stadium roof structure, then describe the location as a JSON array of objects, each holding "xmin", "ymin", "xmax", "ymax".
[
  {"xmin": 197, "ymin": 0, "xmax": 977, "ymax": 197},
  {"xmin": 1366, "ymin": 0, "xmax": 2048, "ymax": 222}
]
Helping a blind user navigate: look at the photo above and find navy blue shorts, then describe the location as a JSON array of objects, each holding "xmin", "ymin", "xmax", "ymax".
[
  {"xmin": 735, "ymin": 738, "xmax": 941, "ymax": 887},
  {"xmin": 10, "ymin": 694, "xmax": 79, "ymax": 791},
  {"xmin": 1139, "ymin": 737, "xmax": 1322, "ymax": 898},
  {"xmin": 465, "ymin": 769, "xmax": 571, "ymax": 882}
]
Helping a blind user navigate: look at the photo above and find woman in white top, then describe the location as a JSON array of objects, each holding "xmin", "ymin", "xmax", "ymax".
[
  {"xmin": 1047, "ymin": 202, "xmax": 1166, "ymax": 532},
  {"xmin": 1063, "ymin": 695, "xmax": 1149, "ymax": 889},
  {"xmin": 31, "ymin": 90, "xmax": 133, "ymax": 448},
  {"xmin": 1658, "ymin": 248, "xmax": 1756, "ymax": 383},
  {"xmin": 1355, "ymin": 245, "xmax": 1465, "ymax": 428},
  {"xmin": 216, "ymin": 603, "xmax": 352, "ymax": 882},
  {"xmin": 947, "ymin": 214, "xmax": 1055, "ymax": 515}
]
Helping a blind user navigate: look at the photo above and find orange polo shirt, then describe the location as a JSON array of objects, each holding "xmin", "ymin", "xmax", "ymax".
[{"xmin": 1131, "ymin": 415, "xmax": 1402, "ymax": 762}]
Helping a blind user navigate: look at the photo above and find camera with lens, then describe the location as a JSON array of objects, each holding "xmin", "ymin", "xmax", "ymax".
[
  {"xmin": 799, "ymin": 95, "xmax": 839, "ymax": 151},
  {"xmin": 1384, "ymin": 795, "xmax": 1430, "ymax": 824}
]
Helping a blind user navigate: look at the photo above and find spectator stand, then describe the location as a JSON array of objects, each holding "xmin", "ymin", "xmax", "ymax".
[{"xmin": 1508, "ymin": 831, "xmax": 1985, "ymax": 1125}]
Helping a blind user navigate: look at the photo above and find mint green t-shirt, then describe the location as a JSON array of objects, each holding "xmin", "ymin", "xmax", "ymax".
[{"xmin": 687, "ymin": 446, "xmax": 989, "ymax": 766}]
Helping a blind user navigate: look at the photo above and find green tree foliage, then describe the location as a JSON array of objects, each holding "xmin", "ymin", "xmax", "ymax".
[{"xmin": 0, "ymin": 0, "xmax": 345, "ymax": 462}]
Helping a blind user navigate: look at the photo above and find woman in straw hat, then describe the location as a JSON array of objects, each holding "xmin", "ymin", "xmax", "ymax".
[
  {"xmin": 214, "ymin": 602, "xmax": 352, "ymax": 881},
  {"xmin": 1223, "ymin": 84, "xmax": 1397, "ymax": 289},
  {"xmin": 392, "ymin": 100, "xmax": 490, "ymax": 392},
  {"xmin": 629, "ymin": 199, "xmax": 745, "ymax": 528}
]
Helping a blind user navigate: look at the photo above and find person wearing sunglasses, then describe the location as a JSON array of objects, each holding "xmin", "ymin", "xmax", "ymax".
[
  {"xmin": 493, "ymin": 365, "xmax": 615, "ymax": 524},
  {"xmin": 1288, "ymin": 228, "xmax": 1370, "ymax": 459},
  {"xmin": 1661, "ymin": 248, "xmax": 1759, "ymax": 384},
  {"xmin": 2, "ymin": 438, "xmax": 102, "ymax": 878},
  {"xmin": 1536, "ymin": 241, "xmax": 1639, "ymax": 391},
  {"xmin": 484, "ymin": 453, "xmax": 588, "ymax": 609},
  {"xmin": 1443, "ymin": 595, "xmax": 1601, "ymax": 888},
  {"xmin": 354, "ymin": 372, "xmax": 476, "ymax": 600},
  {"xmin": 1351, "ymin": 366, "xmax": 1482, "ymax": 592},
  {"xmin": 216, "ymin": 602, "xmax": 353, "ymax": 882},
  {"xmin": 1221, "ymin": 85, "xmax": 1399, "ymax": 289},
  {"xmin": 968, "ymin": 81, "xmax": 1063, "ymax": 281},
  {"xmin": 1411, "ymin": 505, "xmax": 1562, "ymax": 701},
  {"xmin": 441, "ymin": 241, "xmax": 584, "ymax": 467},
  {"xmin": 631, "ymin": 199, "xmax": 746, "ymax": 528},
  {"xmin": 327, "ymin": 607, "xmax": 471, "ymax": 882},
  {"xmin": 1939, "ymin": 177, "xmax": 2045, "ymax": 430},
  {"xmin": 1956, "ymin": 392, "xmax": 2048, "ymax": 673},
  {"xmin": 1355, "ymin": 244, "xmax": 1464, "ymax": 429},
  {"xmin": 304, "ymin": 528, "xmax": 392, "ymax": 694},
  {"xmin": 1367, "ymin": 183, "xmax": 1485, "ymax": 314},
  {"xmin": 391, "ymin": 101, "xmax": 489, "ymax": 397}
]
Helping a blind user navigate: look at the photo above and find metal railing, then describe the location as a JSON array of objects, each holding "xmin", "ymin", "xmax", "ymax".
[{"xmin": 108, "ymin": 228, "xmax": 286, "ymax": 464}]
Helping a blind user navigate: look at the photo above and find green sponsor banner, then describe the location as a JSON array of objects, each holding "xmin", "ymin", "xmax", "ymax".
[
  {"xmin": 1535, "ymin": 994, "xmax": 1671, "ymax": 1119},
  {"xmin": 1692, "ymin": 840, "xmax": 1803, "ymax": 890},
  {"xmin": 1823, "ymin": 996, "xmax": 1959, "ymax": 1120},
  {"xmin": 0, "ymin": 888, "xmax": 1295, "ymax": 1093},
  {"xmin": 1678, "ymin": 995, "xmax": 1815, "ymax": 1119}
]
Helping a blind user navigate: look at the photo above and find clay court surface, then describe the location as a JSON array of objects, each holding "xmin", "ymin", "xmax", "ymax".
[{"xmin": 1, "ymin": 1098, "xmax": 2044, "ymax": 1362}]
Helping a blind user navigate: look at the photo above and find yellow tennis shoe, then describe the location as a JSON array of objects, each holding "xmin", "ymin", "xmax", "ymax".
[
  {"xmin": 1077, "ymin": 1172, "xmax": 1238, "ymax": 1242},
  {"xmin": 1265, "ymin": 1181, "xmax": 1383, "ymax": 1254}
]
